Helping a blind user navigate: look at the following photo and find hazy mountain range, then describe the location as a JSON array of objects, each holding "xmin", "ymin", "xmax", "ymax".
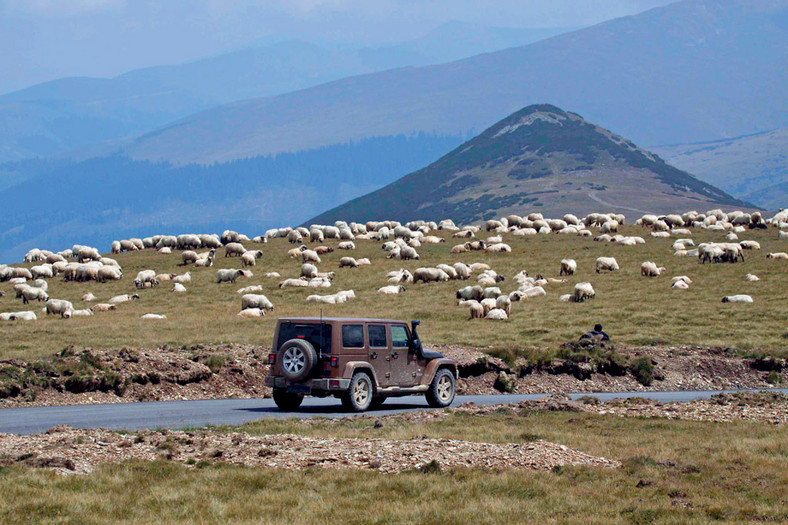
[
  {"xmin": 0, "ymin": 23, "xmax": 571, "ymax": 163},
  {"xmin": 310, "ymin": 105, "xmax": 750, "ymax": 225}
]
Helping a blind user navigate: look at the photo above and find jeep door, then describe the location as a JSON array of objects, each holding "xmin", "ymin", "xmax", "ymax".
[
  {"xmin": 390, "ymin": 324, "xmax": 423, "ymax": 386},
  {"xmin": 366, "ymin": 323, "xmax": 393, "ymax": 388}
]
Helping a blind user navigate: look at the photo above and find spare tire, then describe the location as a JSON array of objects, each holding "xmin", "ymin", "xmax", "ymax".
[{"xmin": 278, "ymin": 339, "xmax": 318, "ymax": 381}]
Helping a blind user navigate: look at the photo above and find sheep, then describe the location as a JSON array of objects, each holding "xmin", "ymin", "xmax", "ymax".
[
  {"xmin": 20, "ymin": 286, "xmax": 48, "ymax": 304},
  {"xmin": 573, "ymin": 282, "xmax": 595, "ymax": 303},
  {"xmin": 237, "ymin": 285, "xmax": 264, "ymax": 294},
  {"xmin": 91, "ymin": 303, "xmax": 117, "ymax": 312},
  {"xmin": 413, "ymin": 267, "xmax": 450, "ymax": 283},
  {"xmin": 310, "ymin": 229, "xmax": 325, "ymax": 243},
  {"xmin": 182, "ymin": 251, "xmax": 199, "ymax": 264},
  {"xmin": 141, "ymin": 314, "xmax": 167, "ymax": 319},
  {"xmin": 671, "ymin": 276, "xmax": 693, "ymax": 285},
  {"xmin": 172, "ymin": 272, "xmax": 191, "ymax": 284},
  {"xmin": 241, "ymin": 250, "xmax": 263, "ymax": 267},
  {"xmin": 156, "ymin": 273, "xmax": 174, "ymax": 282},
  {"xmin": 721, "ymin": 295, "xmax": 753, "ymax": 303},
  {"xmin": 314, "ymin": 246, "xmax": 334, "ymax": 255},
  {"xmin": 436, "ymin": 264, "xmax": 458, "ymax": 280},
  {"xmin": 264, "ymin": 272, "xmax": 281, "ymax": 278},
  {"xmin": 387, "ymin": 269, "xmax": 414, "ymax": 284},
  {"xmin": 745, "ymin": 273, "xmax": 760, "ymax": 282},
  {"xmin": 672, "ymin": 280, "xmax": 689, "ymax": 289},
  {"xmin": 45, "ymin": 298, "xmax": 74, "ymax": 318},
  {"xmin": 456, "ymin": 285, "xmax": 484, "ymax": 301},
  {"xmin": 484, "ymin": 287, "xmax": 502, "ymax": 299},
  {"xmin": 301, "ymin": 249, "xmax": 321, "ymax": 264},
  {"xmin": 485, "ymin": 243, "xmax": 512, "ymax": 253},
  {"xmin": 308, "ymin": 277, "xmax": 333, "ymax": 288},
  {"xmin": 0, "ymin": 267, "xmax": 33, "ymax": 281},
  {"xmin": 469, "ymin": 302, "xmax": 484, "ymax": 319},
  {"xmin": 519, "ymin": 286, "xmax": 547, "ymax": 298},
  {"xmin": 70, "ymin": 309, "xmax": 94, "ymax": 317},
  {"xmin": 595, "ymin": 257, "xmax": 619, "ymax": 273},
  {"xmin": 469, "ymin": 263, "xmax": 490, "ymax": 272},
  {"xmin": 301, "ymin": 263, "xmax": 319, "ymax": 278},
  {"xmin": 195, "ymin": 257, "xmax": 214, "ymax": 267},
  {"xmin": 279, "ymin": 278, "xmax": 309, "ymax": 288},
  {"xmin": 1, "ymin": 311, "xmax": 37, "ymax": 321},
  {"xmin": 31, "ymin": 264, "xmax": 54, "ymax": 279},
  {"xmin": 82, "ymin": 292, "xmax": 96, "ymax": 302},
  {"xmin": 485, "ymin": 308, "xmax": 508, "ymax": 320},
  {"xmin": 217, "ymin": 269, "xmax": 245, "ymax": 283},
  {"xmin": 339, "ymin": 257, "xmax": 359, "ymax": 269},
  {"xmin": 32, "ymin": 279, "xmax": 48, "ymax": 291},
  {"xmin": 238, "ymin": 308, "xmax": 266, "ymax": 318},
  {"xmin": 97, "ymin": 266, "xmax": 123, "ymax": 283},
  {"xmin": 480, "ymin": 298, "xmax": 497, "ymax": 314},
  {"xmin": 779, "ymin": 231, "xmax": 788, "ymax": 240},
  {"xmin": 158, "ymin": 247, "xmax": 172, "ymax": 254},
  {"xmin": 739, "ymin": 240, "xmax": 761, "ymax": 250},
  {"xmin": 156, "ymin": 237, "xmax": 177, "ymax": 249},
  {"xmin": 452, "ymin": 263, "xmax": 471, "ymax": 280},
  {"xmin": 495, "ymin": 295, "xmax": 512, "ymax": 315},
  {"xmin": 767, "ymin": 252, "xmax": 788, "ymax": 260},
  {"xmin": 172, "ymin": 283, "xmax": 187, "ymax": 293},
  {"xmin": 108, "ymin": 294, "xmax": 140, "ymax": 304},
  {"xmin": 451, "ymin": 244, "xmax": 467, "ymax": 254},
  {"xmin": 134, "ymin": 270, "xmax": 159, "ymax": 289},
  {"xmin": 337, "ymin": 241, "xmax": 356, "ymax": 250},
  {"xmin": 559, "ymin": 259, "xmax": 576, "ymax": 276},
  {"xmin": 641, "ymin": 261, "xmax": 666, "ymax": 277},
  {"xmin": 241, "ymin": 294, "xmax": 274, "ymax": 311},
  {"xmin": 77, "ymin": 247, "xmax": 101, "ymax": 263},
  {"xmin": 224, "ymin": 242, "xmax": 247, "ymax": 257},
  {"xmin": 378, "ymin": 285, "xmax": 406, "ymax": 295}
]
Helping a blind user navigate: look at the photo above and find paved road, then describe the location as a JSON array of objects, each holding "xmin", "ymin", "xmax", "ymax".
[{"xmin": 2, "ymin": 389, "xmax": 786, "ymax": 435}]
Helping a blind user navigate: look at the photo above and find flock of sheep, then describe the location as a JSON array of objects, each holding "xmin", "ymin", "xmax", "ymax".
[{"xmin": 1, "ymin": 208, "xmax": 786, "ymax": 324}]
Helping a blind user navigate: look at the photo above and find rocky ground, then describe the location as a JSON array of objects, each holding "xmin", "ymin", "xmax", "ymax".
[
  {"xmin": 2, "ymin": 392, "xmax": 783, "ymax": 476},
  {"xmin": 0, "ymin": 343, "xmax": 783, "ymax": 408},
  {"xmin": 0, "ymin": 427, "xmax": 619, "ymax": 476}
]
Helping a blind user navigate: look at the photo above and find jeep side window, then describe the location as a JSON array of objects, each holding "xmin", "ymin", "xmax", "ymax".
[
  {"xmin": 342, "ymin": 324, "xmax": 364, "ymax": 348},
  {"xmin": 391, "ymin": 325, "xmax": 409, "ymax": 348},
  {"xmin": 368, "ymin": 324, "xmax": 387, "ymax": 348}
]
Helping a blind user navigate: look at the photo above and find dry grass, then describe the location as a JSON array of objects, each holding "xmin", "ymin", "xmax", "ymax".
[
  {"xmin": 1, "ymin": 225, "xmax": 786, "ymax": 362},
  {"xmin": 0, "ymin": 410, "xmax": 786, "ymax": 523}
]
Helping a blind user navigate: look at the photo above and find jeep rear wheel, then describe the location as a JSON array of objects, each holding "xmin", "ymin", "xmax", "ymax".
[
  {"xmin": 273, "ymin": 389, "xmax": 304, "ymax": 411},
  {"xmin": 341, "ymin": 372, "xmax": 373, "ymax": 412},
  {"xmin": 426, "ymin": 368, "xmax": 455, "ymax": 408},
  {"xmin": 278, "ymin": 339, "xmax": 318, "ymax": 381}
]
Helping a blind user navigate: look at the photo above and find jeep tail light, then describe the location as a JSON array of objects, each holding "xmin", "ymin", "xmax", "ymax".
[
  {"xmin": 268, "ymin": 353, "xmax": 276, "ymax": 365},
  {"xmin": 330, "ymin": 356, "xmax": 339, "ymax": 367},
  {"xmin": 329, "ymin": 379, "xmax": 341, "ymax": 388}
]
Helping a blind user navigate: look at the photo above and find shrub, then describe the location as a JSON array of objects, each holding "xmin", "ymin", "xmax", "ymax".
[{"xmin": 629, "ymin": 357, "xmax": 655, "ymax": 386}]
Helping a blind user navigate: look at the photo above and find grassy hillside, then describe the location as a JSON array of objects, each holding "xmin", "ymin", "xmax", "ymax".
[
  {"xmin": 311, "ymin": 105, "xmax": 754, "ymax": 225},
  {"xmin": 1, "ymin": 223, "xmax": 786, "ymax": 362}
]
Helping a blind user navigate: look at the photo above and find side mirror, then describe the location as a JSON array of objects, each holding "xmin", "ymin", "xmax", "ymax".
[{"xmin": 410, "ymin": 320, "xmax": 423, "ymax": 356}]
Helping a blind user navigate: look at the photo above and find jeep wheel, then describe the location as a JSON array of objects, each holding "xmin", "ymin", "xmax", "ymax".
[
  {"xmin": 278, "ymin": 339, "xmax": 318, "ymax": 381},
  {"xmin": 273, "ymin": 389, "xmax": 304, "ymax": 411},
  {"xmin": 341, "ymin": 372, "xmax": 373, "ymax": 412},
  {"xmin": 426, "ymin": 368, "xmax": 455, "ymax": 408}
]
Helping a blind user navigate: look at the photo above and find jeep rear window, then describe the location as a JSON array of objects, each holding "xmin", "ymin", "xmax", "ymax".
[
  {"xmin": 277, "ymin": 323, "xmax": 332, "ymax": 353},
  {"xmin": 342, "ymin": 324, "xmax": 364, "ymax": 348},
  {"xmin": 368, "ymin": 324, "xmax": 387, "ymax": 348}
]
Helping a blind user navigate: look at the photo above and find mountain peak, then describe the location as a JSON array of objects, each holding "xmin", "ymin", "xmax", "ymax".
[{"xmin": 309, "ymin": 104, "xmax": 753, "ymax": 225}]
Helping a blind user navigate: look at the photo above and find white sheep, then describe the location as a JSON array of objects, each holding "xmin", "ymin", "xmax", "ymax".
[
  {"xmin": 641, "ymin": 261, "xmax": 666, "ymax": 277},
  {"xmin": 82, "ymin": 292, "xmax": 96, "ymax": 302},
  {"xmin": 339, "ymin": 257, "xmax": 359, "ymax": 269},
  {"xmin": 241, "ymin": 294, "xmax": 274, "ymax": 311},
  {"xmin": 216, "ymin": 269, "xmax": 245, "ymax": 283},
  {"xmin": 301, "ymin": 263, "xmax": 319, "ymax": 278},
  {"xmin": 744, "ymin": 273, "xmax": 760, "ymax": 282},
  {"xmin": 172, "ymin": 283, "xmax": 187, "ymax": 293},
  {"xmin": 671, "ymin": 276, "xmax": 693, "ymax": 285},
  {"xmin": 134, "ymin": 270, "xmax": 159, "ymax": 288},
  {"xmin": 721, "ymin": 295, "xmax": 753, "ymax": 303},
  {"xmin": 485, "ymin": 308, "xmax": 508, "ymax": 320},
  {"xmin": 766, "ymin": 252, "xmax": 788, "ymax": 260},
  {"xmin": 279, "ymin": 278, "xmax": 309, "ymax": 288},
  {"xmin": 182, "ymin": 251, "xmax": 199, "ymax": 264},
  {"xmin": 387, "ymin": 269, "xmax": 414, "ymax": 284},
  {"xmin": 573, "ymin": 282, "xmax": 595, "ymax": 303},
  {"xmin": 224, "ymin": 242, "xmax": 247, "ymax": 257},
  {"xmin": 241, "ymin": 250, "xmax": 262, "ymax": 267},
  {"xmin": 108, "ymin": 294, "xmax": 140, "ymax": 304},
  {"xmin": 595, "ymin": 257, "xmax": 619, "ymax": 273},
  {"xmin": 238, "ymin": 308, "xmax": 266, "ymax": 318},
  {"xmin": 495, "ymin": 295, "xmax": 512, "ymax": 315},
  {"xmin": 378, "ymin": 285, "xmax": 406, "ymax": 295},
  {"xmin": 70, "ymin": 309, "xmax": 94, "ymax": 317},
  {"xmin": 1, "ymin": 311, "xmax": 37, "ymax": 321},
  {"xmin": 172, "ymin": 272, "xmax": 192, "ymax": 284},
  {"xmin": 559, "ymin": 259, "xmax": 576, "ymax": 276},
  {"xmin": 237, "ymin": 285, "xmax": 264, "ymax": 294},
  {"xmin": 141, "ymin": 314, "xmax": 167, "ymax": 319},
  {"xmin": 413, "ymin": 267, "xmax": 450, "ymax": 283},
  {"xmin": 672, "ymin": 280, "xmax": 689, "ymax": 289},
  {"xmin": 45, "ymin": 299, "xmax": 74, "ymax": 318},
  {"xmin": 469, "ymin": 302, "xmax": 484, "ymax": 319}
]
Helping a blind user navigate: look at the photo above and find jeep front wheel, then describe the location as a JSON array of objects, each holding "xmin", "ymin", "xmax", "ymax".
[
  {"xmin": 426, "ymin": 368, "xmax": 455, "ymax": 408},
  {"xmin": 341, "ymin": 372, "xmax": 373, "ymax": 412},
  {"xmin": 273, "ymin": 389, "xmax": 304, "ymax": 411}
]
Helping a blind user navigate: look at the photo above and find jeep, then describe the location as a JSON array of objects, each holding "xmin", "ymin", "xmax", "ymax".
[{"xmin": 264, "ymin": 317, "xmax": 458, "ymax": 412}]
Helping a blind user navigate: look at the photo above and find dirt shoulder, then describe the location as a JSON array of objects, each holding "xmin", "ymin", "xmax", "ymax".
[{"xmin": 0, "ymin": 343, "xmax": 783, "ymax": 408}]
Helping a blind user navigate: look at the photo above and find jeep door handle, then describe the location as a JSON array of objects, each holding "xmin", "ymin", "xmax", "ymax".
[
  {"xmin": 370, "ymin": 352, "xmax": 378, "ymax": 359},
  {"xmin": 392, "ymin": 352, "xmax": 399, "ymax": 359}
]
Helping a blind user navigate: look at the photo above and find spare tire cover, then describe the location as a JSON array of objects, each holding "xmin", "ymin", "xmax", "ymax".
[{"xmin": 278, "ymin": 339, "xmax": 318, "ymax": 381}]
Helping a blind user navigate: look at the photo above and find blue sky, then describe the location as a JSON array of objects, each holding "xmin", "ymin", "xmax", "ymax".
[{"xmin": 0, "ymin": 0, "xmax": 675, "ymax": 94}]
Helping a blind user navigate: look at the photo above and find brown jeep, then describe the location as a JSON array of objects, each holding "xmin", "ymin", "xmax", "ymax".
[{"xmin": 265, "ymin": 317, "xmax": 457, "ymax": 412}]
